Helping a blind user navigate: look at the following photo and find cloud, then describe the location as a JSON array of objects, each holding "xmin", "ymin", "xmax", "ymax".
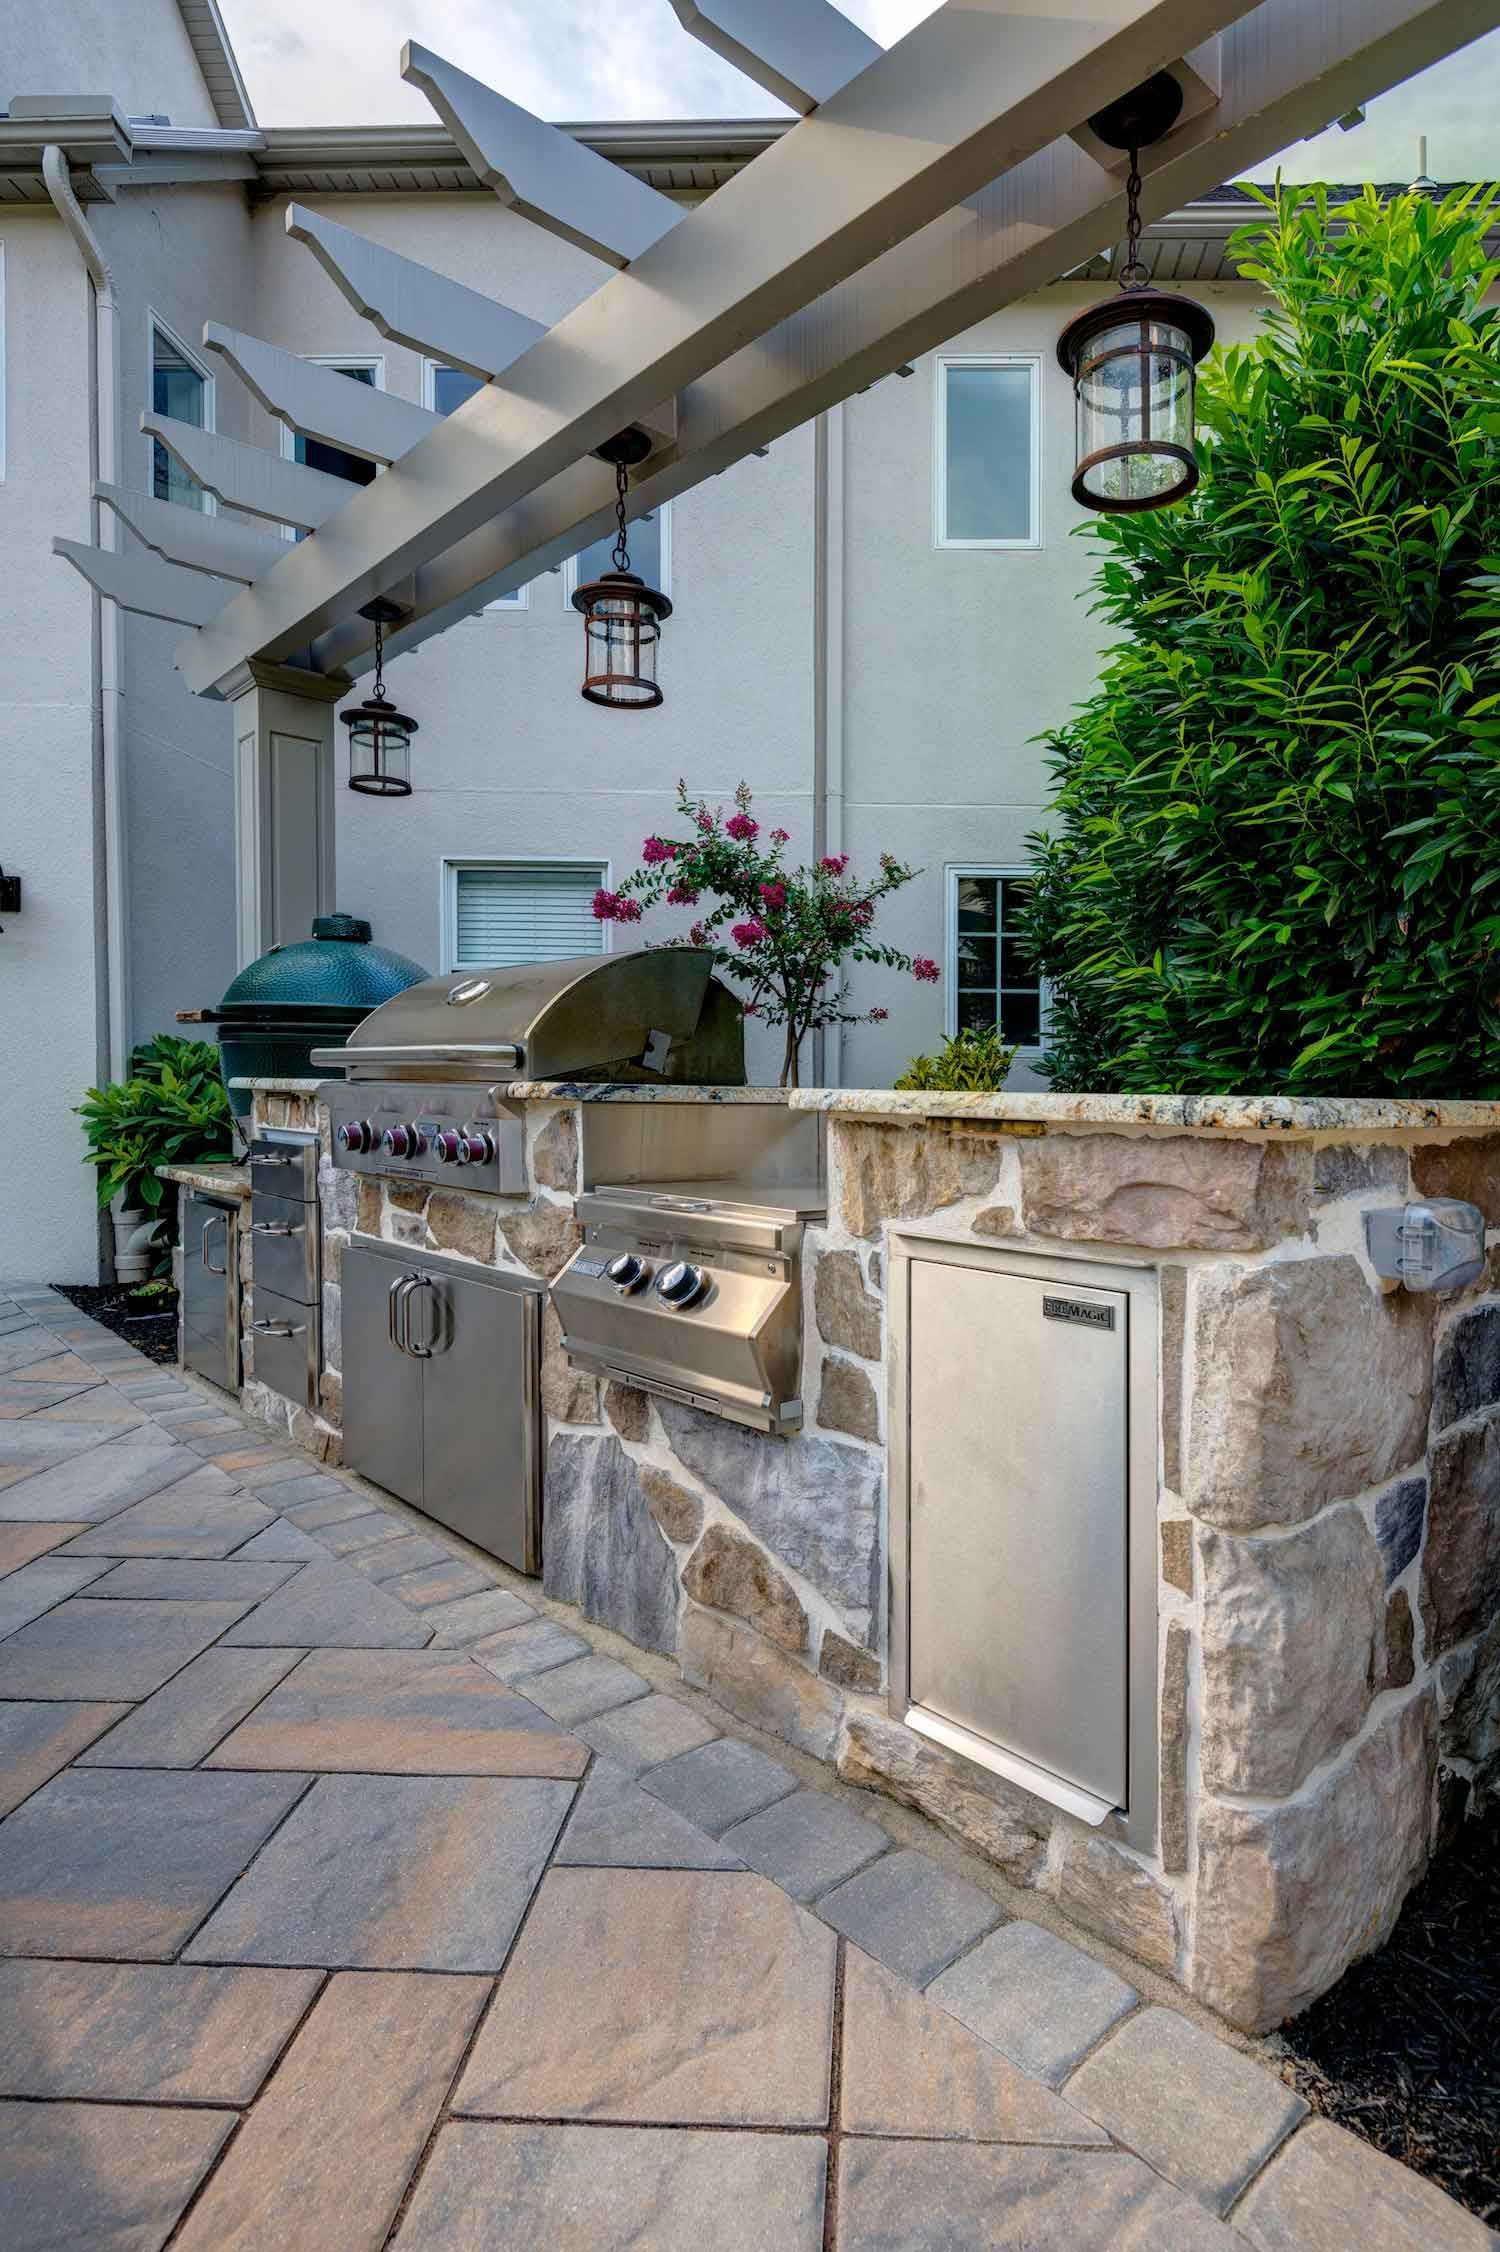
[{"xmin": 220, "ymin": 0, "xmax": 1500, "ymax": 187}]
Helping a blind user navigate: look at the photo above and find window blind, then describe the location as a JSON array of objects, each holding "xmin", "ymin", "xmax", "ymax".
[{"xmin": 452, "ymin": 864, "xmax": 606, "ymax": 969}]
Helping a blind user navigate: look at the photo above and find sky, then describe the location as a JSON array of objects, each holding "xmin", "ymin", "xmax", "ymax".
[{"xmin": 219, "ymin": 0, "xmax": 1500, "ymax": 185}]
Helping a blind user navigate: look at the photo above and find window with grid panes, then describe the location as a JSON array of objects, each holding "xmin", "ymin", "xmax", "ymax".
[
  {"xmin": 950, "ymin": 870, "xmax": 1043, "ymax": 1046},
  {"xmin": 447, "ymin": 862, "xmax": 607, "ymax": 971}
]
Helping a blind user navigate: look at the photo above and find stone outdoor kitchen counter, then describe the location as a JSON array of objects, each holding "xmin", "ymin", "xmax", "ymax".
[{"xmin": 231, "ymin": 1076, "xmax": 1500, "ymax": 2036}]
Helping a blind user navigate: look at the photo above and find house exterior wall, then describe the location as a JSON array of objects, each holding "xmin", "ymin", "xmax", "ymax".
[{"xmin": 2, "ymin": 0, "xmax": 219, "ymax": 127}]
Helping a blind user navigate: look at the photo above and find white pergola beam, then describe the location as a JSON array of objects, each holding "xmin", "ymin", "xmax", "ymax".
[
  {"xmin": 401, "ymin": 43, "xmax": 681, "ymax": 266},
  {"xmin": 285, "ymin": 203, "xmax": 547, "ymax": 378},
  {"xmin": 181, "ymin": 0, "xmax": 1264, "ymax": 692},
  {"xmin": 142, "ymin": 412, "xmax": 360, "ymax": 531},
  {"xmin": 54, "ymin": 538, "xmax": 231, "ymax": 626},
  {"xmin": 94, "ymin": 482, "xmax": 288, "ymax": 581},
  {"xmin": 303, "ymin": 0, "xmax": 1500, "ymax": 680},
  {"xmin": 203, "ymin": 324, "xmax": 438, "ymax": 464},
  {"xmin": 667, "ymin": 0, "xmax": 881, "ymax": 114}
]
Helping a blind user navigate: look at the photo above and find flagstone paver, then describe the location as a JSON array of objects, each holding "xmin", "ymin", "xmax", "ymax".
[
  {"xmin": 0, "ymin": 1698, "xmax": 131, "ymax": 1817},
  {"xmin": 0, "ymin": 1298, "xmax": 1488, "ymax": 2252},
  {"xmin": 834, "ymin": 2141, "xmax": 1239, "ymax": 2249},
  {"xmin": 929, "ymin": 1916, "xmax": 1140, "ymax": 2090},
  {"xmin": 0, "ymin": 1958, "xmax": 323, "ymax": 2101},
  {"xmin": 840, "ymin": 1946, "xmax": 1110, "ymax": 2146},
  {"xmin": 1065, "ymin": 2008, "xmax": 1308, "ymax": 2217},
  {"xmin": 203, "ymin": 1647, "xmax": 590, "ymax": 1776},
  {"xmin": 643, "ymin": 1735, "xmax": 800, "ymax": 1836},
  {"xmin": 400, "ymin": 2122, "xmax": 829, "ymax": 2251},
  {"xmin": 0, "ymin": 1765, "xmax": 309, "ymax": 1957},
  {"xmin": 0, "ymin": 2098, "xmax": 237, "ymax": 2252},
  {"xmin": 555, "ymin": 1756, "xmax": 744, "ymax": 1871},
  {"xmin": 721, "ymin": 1785, "xmax": 891, "ymax": 1902},
  {"xmin": 816, "ymin": 1847, "xmax": 1003, "ymax": 1988},
  {"xmin": 172, "ymin": 1971, "xmax": 489, "ymax": 2252},
  {"xmin": 455, "ymin": 1867, "xmax": 836, "ymax": 2126},
  {"xmin": 77, "ymin": 1647, "xmax": 307, "ymax": 1769},
  {"xmin": 219, "ymin": 1560, "xmax": 433, "ymax": 1649},
  {"xmin": 185, "ymin": 1773, "xmax": 575, "ymax": 1971}
]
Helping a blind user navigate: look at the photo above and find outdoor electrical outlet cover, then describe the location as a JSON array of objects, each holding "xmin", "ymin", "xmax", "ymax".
[{"xmin": 1364, "ymin": 1199, "xmax": 1486, "ymax": 1293}]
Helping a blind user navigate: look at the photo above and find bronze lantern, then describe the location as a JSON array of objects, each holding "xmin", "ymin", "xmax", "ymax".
[
  {"xmin": 343, "ymin": 603, "xmax": 418, "ymax": 796},
  {"xmin": 1056, "ymin": 73, "xmax": 1215, "ymax": 515},
  {"xmin": 572, "ymin": 431, "xmax": 672, "ymax": 709}
]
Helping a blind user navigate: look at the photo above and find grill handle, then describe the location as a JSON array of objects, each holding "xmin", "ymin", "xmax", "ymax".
[
  {"xmin": 309, "ymin": 1042, "xmax": 522, "ymax": 1069},
  {"xmin": 251, "ymin": 1317, "xmax": 304, "ymax": 1338}
]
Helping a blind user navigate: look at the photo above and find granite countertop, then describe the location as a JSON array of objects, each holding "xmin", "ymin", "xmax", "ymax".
[
  {"xmin": 232, "ymin": 1075, "xmax": 792, "ymax": 1106},
  {"xmin": 157, "ymin": 1162, "xmax": 251, "ymax": 1200},
  {"xmin": 787, "ymin": 1089, "xmax": 1500, "ymax": 1134}
]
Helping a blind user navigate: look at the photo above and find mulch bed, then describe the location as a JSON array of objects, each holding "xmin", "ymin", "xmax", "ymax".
[
  {"xmin": 53, "ymin": 1282, "xmax": 180, "ymax": 1368},
  {"xmin": 1277, "ymin": 1804, "xmax": 1500, "ymax": 2227}
]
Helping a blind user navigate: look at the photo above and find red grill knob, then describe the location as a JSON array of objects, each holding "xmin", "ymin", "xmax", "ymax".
[
  {"xmin": 337, "ymin": 1119, "xmax": 375, "ymax": 1154},
  {"xmin": 459, "ymin": 1130, "xmax": 495, "ymax": 1165},
  {"xmin": 381, "ymin": 1122, "xmax": 428, "ymax": 1159},
  {"xmin": 432, "ymin": 1129, "xmax": 464, "ymax": 1164}
]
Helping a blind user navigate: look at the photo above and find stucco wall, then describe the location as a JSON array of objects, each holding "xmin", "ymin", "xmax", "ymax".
[
  {"xmin": 2, "ymin": 0, "xmax": 220, "ymax": 127},
  {"xmin": 0, "ymin": 213, "xmax": 102, "ymax": 1280}
]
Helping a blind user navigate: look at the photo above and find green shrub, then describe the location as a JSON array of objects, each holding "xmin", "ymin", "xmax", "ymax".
[
  {"xmin": 895, "ymin": 1025, "xmax": 1020, "ymax": 1091},
  {"xmin": 1025, "ymin": 185, "xmax": 1500, "ymax": 1095},
  {"xmin": 76, "ymin": 1038, "xmax": 233, "ymax": 1215}
]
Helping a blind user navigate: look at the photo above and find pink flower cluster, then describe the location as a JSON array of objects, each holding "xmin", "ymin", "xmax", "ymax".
[
  {"xmin": 819, "ymin": 854, "xmax": 849, "ymax": 876},
  {"xmin": 666, "ymin": 883, "xmax": 699, "ymax": 907},
  {"xmin": 725, "ymin": 812, "xmax": 759, "ymax": 842},
  {"xmin": 912, "ymin": 956, "xmax": 940, "ymax": 983},
  {"xmin": 640, "ymin": 836, "xmax": 675, "ymax": 865},
  {"xmin": 758, "ymin": 881, "xmax": 786, "ymax": 911},
  {"xmin": 592, "ymin": 889, "xmax": 643, "ymax": 924},
  {"xmin": 731, "ymin": 919, "xmax": 767, "ymax": 948},
  {"xmin": 770, "ymin": 828, "xmax": 791, "ymax": 845},
  {"xmin": 870, "ymin": 1007, "xmax": 889, "ymax": 1022}
]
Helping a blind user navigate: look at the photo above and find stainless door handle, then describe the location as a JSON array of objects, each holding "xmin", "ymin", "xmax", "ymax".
[
  {"xmin": 388, "ymin": 1274, "xmax": 416, "ymax": 1354},
  {"xmin": 251, "ymin": 1220, "xmax": 302, "ymax": 1236},
  {"xmin": 405, "ymin": 1275, "xmax": 435, "ymax": 1359},
  {"xmin": 251, "ymin": 1317, "xmax": 304, "ymax": 1337},
  {"xmin": 201, "ymin": 1214, "xmax": 228, "ymax": 1275}
]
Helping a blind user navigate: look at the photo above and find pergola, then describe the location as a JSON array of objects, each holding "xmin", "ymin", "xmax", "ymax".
[{"xmin": 57, "ymin": 0, "xmax": 1499, "ymax": 965}]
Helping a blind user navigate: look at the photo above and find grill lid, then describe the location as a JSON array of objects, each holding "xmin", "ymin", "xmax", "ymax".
[
  {"xmin": 312, "ymin": 947, "xmax": 746, "ymax": 1085},
  {"xmin": 216, "ymin": 915, "xmax": 429, "ymax": 1022}
]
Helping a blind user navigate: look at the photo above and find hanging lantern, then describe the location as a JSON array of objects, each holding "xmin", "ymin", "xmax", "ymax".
[
  {"xmin": 572, "ymin": 434, "xmax": 672, "ymax": 710},
  {"xmin": 343, "ymin": 604, "xmax": 418, "ymax": 796},
  {"xmin": 1056, "ymin": 75, "xmax": 1215, "ymax": 515}
]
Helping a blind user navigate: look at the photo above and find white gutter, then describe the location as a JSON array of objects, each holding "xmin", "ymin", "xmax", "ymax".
[{"xmin": 42, "ymin": 144, "xmax": 129, "ymax": 1086}]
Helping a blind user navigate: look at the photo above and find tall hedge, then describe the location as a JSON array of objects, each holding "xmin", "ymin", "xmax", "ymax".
[{"xmin": 1025, "ymin": 186, "xmax": 1500, "ymax": 1095}]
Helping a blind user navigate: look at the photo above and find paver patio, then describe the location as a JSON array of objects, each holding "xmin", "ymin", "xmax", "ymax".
[{"xmin": 0, "ymin": 1282, "xmax": 1490, "ymax": 2251}]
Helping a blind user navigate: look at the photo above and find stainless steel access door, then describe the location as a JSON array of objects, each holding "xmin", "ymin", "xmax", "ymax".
[
  {"xmin": 341, "ymin": 1240, "xmax": 542, "ymax": 1575},
  {"xmin": 890, "ymin": 1233, "xmax": 1159, "ymax": 1848},
  {"xmin": 908, "ymin": 1260, "xmax": 1127, "ymax": 1806},
  {"xmin": 182, "ymin": 1192, "xmax": 238, "ymax": 1392}
]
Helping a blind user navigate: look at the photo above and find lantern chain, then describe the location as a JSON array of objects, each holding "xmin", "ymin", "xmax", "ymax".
[
  {"xmin": 611, "ymin": 456, "xmax": 632, "ymax": 575},
  {"xmin": 371, "ymin": 613, "xmax": 386, "ymax": 702},
  {"xmin": 1120, "ymin": 146, "xmax": 1150, "ymax": 289}
]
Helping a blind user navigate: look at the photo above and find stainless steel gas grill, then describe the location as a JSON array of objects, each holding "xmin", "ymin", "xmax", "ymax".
[
  {"xmin": 552, "ymin": 1183, "xmax": 825, "ymax": 1435},
  {"xmin": 313, "ymin": 948, "xmax": 746, "ymax": 1196}
]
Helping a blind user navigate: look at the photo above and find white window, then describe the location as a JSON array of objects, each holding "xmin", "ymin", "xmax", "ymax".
[
  {"xmin": 946, "ymin": 867, "xmax": 1046, "ymax": 1052},
  {"xmin": 442, "ymin": 859, "xmax": 610, "ymax": 972},
  {"xmin": 935, "ymin": 354, "xmax": 1041, "ymax": 549},
  {"xmin": 562, "ymin": 501, "xmax": 671, "ymax": 602},
  {"xmin": 278, "ymin": 359, "xmax": 381, "ymax": 539},
  {"xmin": 150, "ymin": 316, "xmax": 215, "ymax": 511},
  {"xmin": 423, "ymin": 362, "xmax": 527, "ymax": 609}
]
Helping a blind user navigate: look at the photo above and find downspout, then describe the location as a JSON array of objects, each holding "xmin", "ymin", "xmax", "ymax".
[
  {"xmin": 811, "ymin": 404, "xmax": 847, "ymax": 1087},
  {"xmin": 42, "ymin": 146, "xmax": 129, "ymax": 1097}
]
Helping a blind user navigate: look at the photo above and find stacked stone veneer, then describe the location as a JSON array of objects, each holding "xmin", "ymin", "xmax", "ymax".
[{"xmin": 243, "ymin": 1085, "xmax": 1500, "ymax": 2033}]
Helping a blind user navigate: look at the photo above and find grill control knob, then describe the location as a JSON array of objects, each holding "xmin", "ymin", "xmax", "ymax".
[
  {"xmin": 655, "ymin": 1260, "xmax": 707, "ymax": 1309},
  {"xmin": 459, "ymin": 1130, "xmax": 495, "ymax": 1166},
  {"xmin": 381, "ymin": 1122, "xmax": 428, "ymax": 1159},
  {"xmin": 432, "ymin": 1129, "xmax": 464, "ymax": 1164},
  {"xmin": 337, "ymin": 1119, "xmax": 376, "ymax": 1154},
  {"xmin": 606, "ymin": 1253, "xmax": 651, "ymax": 1294}
]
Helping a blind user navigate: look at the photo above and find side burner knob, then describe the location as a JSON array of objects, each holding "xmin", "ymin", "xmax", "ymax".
[
  {"xmin": 337, "ymin": 1119, "xmax": 375, "ymax": 1154},
  {"xmin": 459, "ymin": 1129, "xmax": 496, "ymax": 1166},
  {"xmin": 381, "ymin": 1122, "xmax": 428, "ymax": 1159},
  {"xmin": 655, "ymin": 1260, "xmax": 707, "ymax": 1309}
]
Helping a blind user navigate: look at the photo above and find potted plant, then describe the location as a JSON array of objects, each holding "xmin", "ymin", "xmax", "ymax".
[
  {"xmin": 77, "ymin": 1036, "xmax": 235, "ymax": 1282},
  {"xmin": 597, "ymin": 783, "xmax": 938, "ymax": 1087}
]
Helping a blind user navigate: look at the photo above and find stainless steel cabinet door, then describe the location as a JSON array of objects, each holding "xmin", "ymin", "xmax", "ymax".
[
  {"xmin": 418, "ymin": 1266, "xmax": 541, "ymax": 1573},
  {"xmin": 341, "ymin": 1246, "xmax": 424, "ymax": 1512},
  {"xmin": 907, "ymin": 1261, "xmax": 1128, "ymax": 1806},
  {"xmin": 182, "ymin": 1193, "xmax": 237, "ymax": 1391}
]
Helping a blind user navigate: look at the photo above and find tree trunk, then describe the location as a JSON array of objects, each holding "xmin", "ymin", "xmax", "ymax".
[{"xmin": 779, "ymin": 1023, "xmax": 802, "ymax": 1089}]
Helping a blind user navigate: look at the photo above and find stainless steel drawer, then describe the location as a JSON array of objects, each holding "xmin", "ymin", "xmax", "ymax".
[
  {"xmin": 182, "ymin": 1193, "xmax": 239, "ymax": 1393},
  {"xmin": 248, "ymin": 1192, "xmax": 318, "ymax": 1305},
  {"xmin": 249, "ymin": 1136, "xmax": 318, "ymax": 1203},
  {"xmin": 247, "ymin": 1283, "xmax": 319, "ymax": 1411}
]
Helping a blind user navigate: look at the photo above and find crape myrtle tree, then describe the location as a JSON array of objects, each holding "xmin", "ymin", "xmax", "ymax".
[{"xmin": 1024, "ymin": 185, "xmax": 1500, "ymax": 1095}]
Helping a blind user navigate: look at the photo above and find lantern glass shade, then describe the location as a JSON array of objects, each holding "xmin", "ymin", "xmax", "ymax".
[
  {"xmin": 1057, "ymin": 291, "xmax": 1215, "ymax": 514},
  {"xmin": 571, "ymin": 570, "xmax": 673, "ymax": 710},
  {"xmin": 343, "ymin": 693, "xmax": 417, "ymax": 796}
]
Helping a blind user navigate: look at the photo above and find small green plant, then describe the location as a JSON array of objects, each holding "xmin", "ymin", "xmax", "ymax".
[
  {"xmin": 76, "ymin": 1038, "xmax": 233, "ymax": 1217},
  {"xmin": 894, "ymin": 1025, "xmax": 1020, "ymax": 1092}
]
